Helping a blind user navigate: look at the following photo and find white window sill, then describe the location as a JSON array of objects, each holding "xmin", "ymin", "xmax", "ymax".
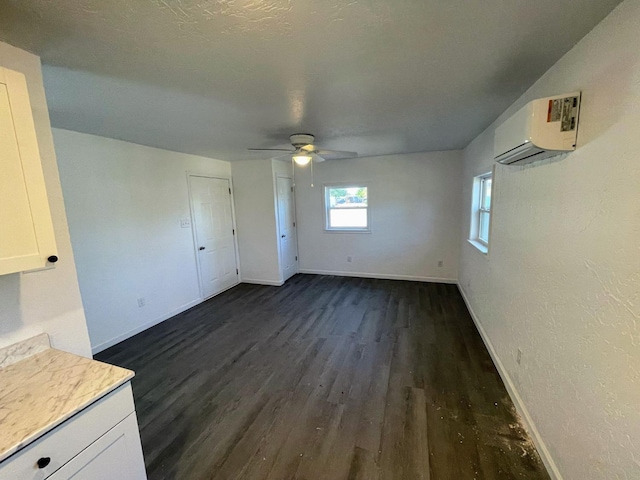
[
  {"xmin": 324, "ymin": 229, "xmax": 371, "ymax": 234},
  {"xmin": 467, "ymin": 239, "xmax": 488, "ymax": 255}
]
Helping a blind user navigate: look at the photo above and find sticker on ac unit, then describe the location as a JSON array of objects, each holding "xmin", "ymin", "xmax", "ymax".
[
  {"xmin": 547, "ymin": 96, "xmax": 579, "ymax": 132},
  {"xmin": 560, "ymin": 96, "xmax": 578, "ymax": 132},
  {"xmin": 547, "ymin": 99, "xmax": 562, "ymax": 122}
]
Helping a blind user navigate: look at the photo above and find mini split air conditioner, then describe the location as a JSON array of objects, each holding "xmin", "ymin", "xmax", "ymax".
[{"xmin": 494, "ymin": 92, "xmax": 581, "ymax": 165}]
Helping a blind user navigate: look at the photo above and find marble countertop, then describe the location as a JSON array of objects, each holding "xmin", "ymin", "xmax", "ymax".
[{"xmin": 0, "ymin": 335, "xmax": 134, "ymax": 463}]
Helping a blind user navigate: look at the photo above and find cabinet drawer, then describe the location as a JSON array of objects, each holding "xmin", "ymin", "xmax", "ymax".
[{"xmin": 0, "ymin": 382, "xmax": 135, "ymax": 480}]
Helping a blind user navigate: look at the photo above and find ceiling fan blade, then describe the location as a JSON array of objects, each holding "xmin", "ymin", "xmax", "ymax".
[
  {"xmin": 311, "ymin": 153, "xmax": 326, "ymax": 163},
  {"xmin": 247, "ymin": 148, "xmax": 295, "ymax": 152},
  {"xmin": 315, "ymin": 149, "xmax": 358, "ymax": 160}
]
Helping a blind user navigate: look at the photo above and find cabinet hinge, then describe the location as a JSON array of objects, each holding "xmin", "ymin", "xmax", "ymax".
[
  {"xmin": 293, "ymin": 222, "xmax": 296, "ymax": 227},
  {"xmin": 229, "ymin": 188, "xmax": 231, "ymax": 194},
  {"xmin": 232, "ymin": 229, "xmax": 235, "ymax": 235},
  {"xmin": 236, "ymin": 268, "xmax": 239, "ymax": 275},
  {"xmin": 291, "ymin": 187, "xmax": 294, "ymax": 192},
  {"xmin": 295, "ymin": 256, "xmax": 298, "ymax": 261}
]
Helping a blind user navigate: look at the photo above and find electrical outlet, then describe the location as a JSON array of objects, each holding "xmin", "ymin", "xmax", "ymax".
[
  {"xmin": 516, "ymin": 348, "xmax": 522, "ymax": 365},
  {"xmin": 180, "ymin": 218, "xmax": 191, "ymax": 228},
  {"xmin": 347, "ymin": 256, "xmax": 353, "ymax": 263},
  {"xmin": 137, "ymin": 297, "xmax": 146, "ymax": 308},
  {"xmin": 437, "ymin": 260, "xmax": 444, "ymax": 267}
]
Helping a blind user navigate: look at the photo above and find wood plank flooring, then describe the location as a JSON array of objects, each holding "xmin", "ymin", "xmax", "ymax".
[{"xmin": 96, "ymin": 274, "xmax": 550, "ymax": 480}]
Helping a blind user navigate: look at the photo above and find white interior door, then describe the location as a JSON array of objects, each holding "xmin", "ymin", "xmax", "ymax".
[
  {"xmin": 190, "ymin": 176, "xmax": 238, "ymax": 298},
  {"xmin": 276, "ymin": 176, "xmax": 298, "ymax": 282}
]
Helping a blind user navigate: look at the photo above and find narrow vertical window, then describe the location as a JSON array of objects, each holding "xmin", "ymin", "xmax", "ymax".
[
  {"xmin": 478, "ymin": 175, "xmax": 492, "ymax": 244},
  {"xmin": 469, "ymin": 172, "xmax": 492, "ymax": 252}
]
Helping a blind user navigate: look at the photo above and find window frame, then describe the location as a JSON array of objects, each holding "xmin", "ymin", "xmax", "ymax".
[
  {"xmin": 468, "ymin": 172, "xmax": 492, "ymax": 253},
  {"xmin": 323, "ymin": 183, "xmax": 371, "ymax": 233}
]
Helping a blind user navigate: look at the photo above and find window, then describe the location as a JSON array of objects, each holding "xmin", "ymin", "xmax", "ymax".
[
  {"xmin": 469, "ymin": 172, "xmax": 492, "ymax": 252},
  {"xmin": 324, "ymin": 185, "xmax": 369, "ymax": 232}
]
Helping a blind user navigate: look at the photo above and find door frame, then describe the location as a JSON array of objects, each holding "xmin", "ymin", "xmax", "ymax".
[
  {"xmin": 187, "ymin": 172, "xmax": 241, "ymax": 300},
  {"xmin": 274, "ymin": 174, "xmax": 299, "ymax": 282}
]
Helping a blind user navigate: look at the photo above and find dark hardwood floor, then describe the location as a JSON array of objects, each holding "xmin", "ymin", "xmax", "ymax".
[{"xmin": 96, "ymin": 274, "xmax": 550, "ymax": 480}]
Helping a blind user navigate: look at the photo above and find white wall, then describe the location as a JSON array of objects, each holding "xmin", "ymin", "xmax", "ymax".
[
  {"xmin": 458, "ymin": 2, "xmax": 640, "ymax": 479},
  {"xmin": 231, "ymin": 159, "xmax": 289, "ymax": 286},
  {"xmin": 0, "ymin": 43, "xmax": 91, "ymax": 356},
  {"xmin": 296, "ymin": 151, "xmax": 462, "ymax": 282},
  {"xmin": 53, "ymin": 129, "xmax": 231, "ymax": 353}
]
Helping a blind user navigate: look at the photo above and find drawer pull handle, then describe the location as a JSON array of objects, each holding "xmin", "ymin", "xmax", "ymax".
[{"xmin": 37, "ymin": 457, "xmax": 51, "ymax": 469}]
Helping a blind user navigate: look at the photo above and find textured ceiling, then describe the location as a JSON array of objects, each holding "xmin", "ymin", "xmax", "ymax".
[{"xmin": 0, "ymin": 0, "xmax": 622, "ymax": 160}]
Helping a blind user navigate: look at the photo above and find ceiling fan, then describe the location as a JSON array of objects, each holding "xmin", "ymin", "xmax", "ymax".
[{"xmin": 248, "ymin": 133, "xmax": 358, "ymax": 165}]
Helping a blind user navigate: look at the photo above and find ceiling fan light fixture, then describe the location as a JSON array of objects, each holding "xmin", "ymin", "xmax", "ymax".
[{"xmin": 293, "ymin": 154, "xmax": 312, "ymax": 166}]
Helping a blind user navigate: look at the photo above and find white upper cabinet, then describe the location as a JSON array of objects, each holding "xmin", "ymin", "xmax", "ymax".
[{"xmin": 0, "ymin": 66, "xmax": 57, "ymax": 275}]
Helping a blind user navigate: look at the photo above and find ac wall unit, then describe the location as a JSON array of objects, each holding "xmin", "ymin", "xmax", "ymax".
[{"xmin": 494, "ymin": 92, "xmax": 581, "ymax": 165}]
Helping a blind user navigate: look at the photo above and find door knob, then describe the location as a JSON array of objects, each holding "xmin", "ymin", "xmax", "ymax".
[
  {"xmin": 199, "ymin": 246, "xmax": 205, "ymax": 251},
  {"xmin": 281, "ymin": 235, "xmax": 286, "ymax": 238}
]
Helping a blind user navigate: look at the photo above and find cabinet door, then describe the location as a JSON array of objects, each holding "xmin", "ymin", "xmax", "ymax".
[
  {"xmin": 0, "ymin": 67, "xmax": 57, "ymax": 275},
  {"xmin": 48, "ymin": 413, "xmax": 147, "ymax": 480}
]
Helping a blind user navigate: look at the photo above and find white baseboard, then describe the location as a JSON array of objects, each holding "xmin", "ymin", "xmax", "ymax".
[
  {"xmin": 241, "ymin": 278, "xmax": 285, "ymax": 287},
  {"xmin": 457, "ymin": 285, "xmax": 562, "ymax": 480},
  {"xmin": 92, "ymin": 281, "xmax": 247, "ymax": 354},
  {"xmin": 91, "ymin": 298, "xmax": 202, "ymax": 355},
  {"xmin": 298, "ymin": 269, "xmax": 457, "ymax": 284}
]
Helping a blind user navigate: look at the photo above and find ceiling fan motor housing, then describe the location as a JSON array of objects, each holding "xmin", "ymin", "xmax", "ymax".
[{"xmin": 289, "ymin": 134, "xmax": 315, "ymax": 148}]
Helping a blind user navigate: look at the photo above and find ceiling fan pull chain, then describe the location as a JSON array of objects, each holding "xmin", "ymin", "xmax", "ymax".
[
  {"xmin": 291, "ymin": 155, "xmax": 296, "ymax": 187},
  {"xmin": 310, "ymin": 157, "xmax": 314, "ymax": 187}
]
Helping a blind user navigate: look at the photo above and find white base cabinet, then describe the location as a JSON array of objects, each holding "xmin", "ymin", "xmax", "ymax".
[
  {"xmin": 48, "ymin": 413, "xmax": 145, "ymax": 480},
  {"xmin": 0, "ymin": 383, "xmax": 147, "ymax": 480}
]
